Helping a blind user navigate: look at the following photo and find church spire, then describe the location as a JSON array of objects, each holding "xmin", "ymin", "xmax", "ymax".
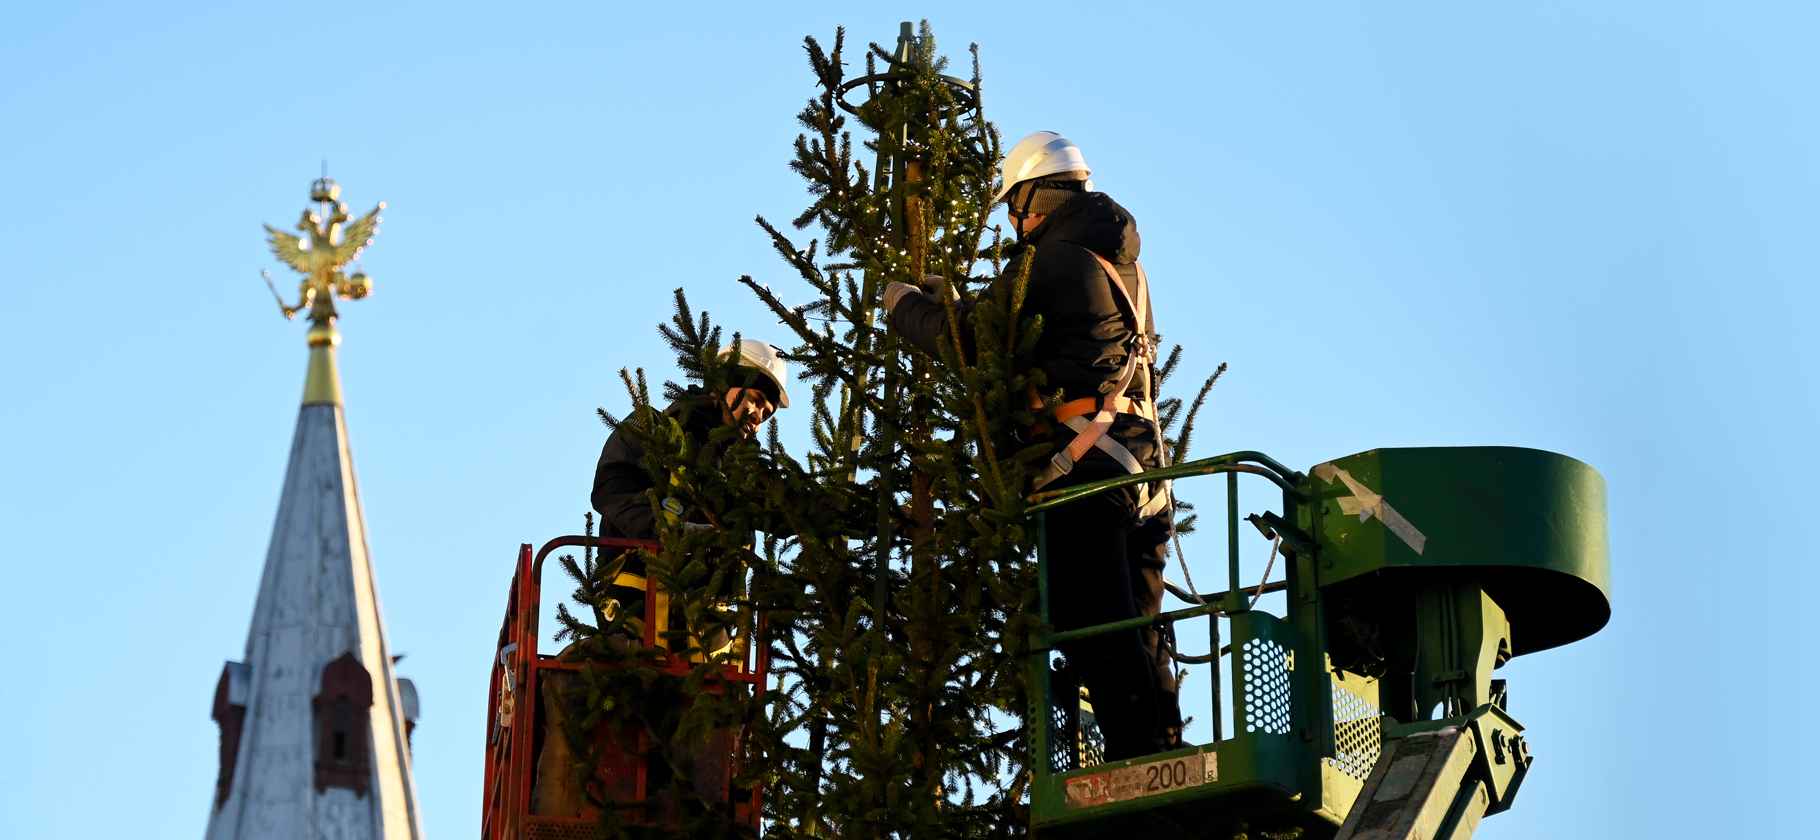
[{"xmin": 207, "ymin": 179, "xmax": 422, "ymax": 840}]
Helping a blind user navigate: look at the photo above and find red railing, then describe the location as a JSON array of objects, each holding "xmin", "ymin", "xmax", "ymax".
[{"xmin": 481, "ymin": 536, "xmax": 767, "ymax": 838}]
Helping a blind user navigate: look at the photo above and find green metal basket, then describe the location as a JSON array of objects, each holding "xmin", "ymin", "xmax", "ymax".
[{"xmin": 1025, "ymin": 447, "xmax": 1610, "ymax": 839}]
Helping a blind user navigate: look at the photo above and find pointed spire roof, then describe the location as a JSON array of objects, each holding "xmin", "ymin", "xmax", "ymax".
[{"xmin": 208, "ymin": 181, "xmax": 420, "ymax": 839}]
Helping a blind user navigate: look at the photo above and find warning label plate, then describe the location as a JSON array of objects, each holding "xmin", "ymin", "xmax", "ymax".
[{"xmin": 1062, "ymin": 750, "xmax": 1218, "ymax": 809}]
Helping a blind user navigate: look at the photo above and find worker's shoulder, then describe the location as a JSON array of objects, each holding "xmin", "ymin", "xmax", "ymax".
[
  {"xmin": 1037, "ymin": 191, "xmax": 1141, "ymax": 268},
  {"xmin": 1027, "ymin": 243, "xmax": 1125, "ymax": 305},
  {"xmin": 1029, "ymin": 240, "xmax": 1109, "ymax": 277}
]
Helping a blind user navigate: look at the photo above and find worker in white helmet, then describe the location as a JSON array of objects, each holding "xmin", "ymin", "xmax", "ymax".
[
  {"xmin": 884, "ymin": 132, "xmax": 1182, "ymax": 760},
  {"xmin": 531, "ymin": 342, "xmax": 788, "ymax": 815},
  {"xmin": 592, "ymin": 338, "xmax": 791, "ymax": 540}
]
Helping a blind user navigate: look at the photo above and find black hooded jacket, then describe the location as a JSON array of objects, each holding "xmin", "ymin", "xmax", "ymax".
[
  {"xmin": 888, "ymin": 192, "xmax": 1165, "ymax": 467},
  {"xmin": 591, "ymin": 389, "xmax": 723, "ymax": 539}
]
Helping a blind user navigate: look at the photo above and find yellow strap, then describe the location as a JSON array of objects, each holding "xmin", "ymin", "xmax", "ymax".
[
  {"xmin": 618, "ymin": 571, "xmax": 744, "ymax": 667},
  {"xmin": 654, "ymin": 590, "xmax": 670, "ymax": 648}
]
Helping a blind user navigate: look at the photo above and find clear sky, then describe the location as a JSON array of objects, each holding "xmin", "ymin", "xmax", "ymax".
[{"xmin": 2, "ymin": 3, "xmax": 1814, "ymax": 837}]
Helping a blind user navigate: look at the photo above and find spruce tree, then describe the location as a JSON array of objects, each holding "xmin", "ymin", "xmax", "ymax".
[
  {"xmin": 732, "ymin": 22, "xmax": 1045, "ymax": 838},
  {"xmin": 550, "ymin": 20, "xmax": 1229, "ymax": 839}
]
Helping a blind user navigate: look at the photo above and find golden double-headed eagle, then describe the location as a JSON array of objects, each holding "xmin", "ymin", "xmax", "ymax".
[{"xmin": 263, "ymin": 177, "xmax": 384, "ymax": 326}]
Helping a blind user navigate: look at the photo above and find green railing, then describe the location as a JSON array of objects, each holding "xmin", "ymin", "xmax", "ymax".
[
  {"xmin": 1025, "ymin": 451, "xmax": 1307, "ymax": 516},
  {"xmin": 1027, "ymin": 450, "xmax": 1305, "ymax": 648},
  {"xmin": 1026, "ymin": 450, "xmax": 1310, "ymax": 832}
]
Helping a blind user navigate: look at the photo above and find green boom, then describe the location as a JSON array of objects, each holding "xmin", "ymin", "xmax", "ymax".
[
  {"xmin": 1026, "ymin": 445, "xmax": 1611, "ymax": 839},
  {"xmin": 1304, "ymin": 446, "xmax": 1610, "ymax": 655}
]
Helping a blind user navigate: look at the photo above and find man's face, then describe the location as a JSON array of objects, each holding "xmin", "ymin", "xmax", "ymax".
[
  {"xmin": 722, "ymin": 387, "xmax": 775, "ymax": 438},
  {"xmin": 1007, "ymin": 206, "xmax": 1045, "ymax": 238}
]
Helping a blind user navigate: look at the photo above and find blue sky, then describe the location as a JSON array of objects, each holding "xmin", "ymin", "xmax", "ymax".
[{"xmin": 2, "ymin": 3, "xmax": 1814, "ymax": 837}]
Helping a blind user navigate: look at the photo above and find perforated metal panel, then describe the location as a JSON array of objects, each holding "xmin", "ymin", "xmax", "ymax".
[
  {"xmin": 1325, "ymin": 683, "xmax": 1383, "ymax": 780},
  {"xmin": 523, "ymin": 818, "xmax": 603, "ymax": 840},
  {"xmin": 1239, "ymin": 638, "xmax": 1292, "ymax": 735},
  {"xmin": 1049, "ymin": 696, "xmax": 1073, "ymax": 772}
]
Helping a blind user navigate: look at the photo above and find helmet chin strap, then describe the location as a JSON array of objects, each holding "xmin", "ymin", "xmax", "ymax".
[
  {"xmin": 1011, "ymin": 181, "xmax": 1040, "ymax": 242},
  {"xmin": 1008, "ymin": 179, "xmax": 1088, "ymax": 242}
]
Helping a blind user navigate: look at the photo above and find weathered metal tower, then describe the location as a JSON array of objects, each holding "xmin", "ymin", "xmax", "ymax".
[{"xmin": 204, "ymin": 178, "xmax": 425, "ymax": 840}]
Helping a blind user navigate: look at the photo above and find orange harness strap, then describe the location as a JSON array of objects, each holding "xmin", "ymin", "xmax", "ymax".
[
  {"xmin": 1032, "ymin": 251, "xmax": 1160, "ymax": 482},
  {"xmin": 1029, "ymin": 393, "xmax": 1132, "ymax": 433}
]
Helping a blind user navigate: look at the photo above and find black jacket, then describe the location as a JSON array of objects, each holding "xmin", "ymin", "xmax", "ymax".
[
  {"xmin": 591, "ymin": 390, "xmax": 722, "ymax": 539},
  {"xmin": 888, "ymin": 192, "xmax": 1165, "ymax": 467}
]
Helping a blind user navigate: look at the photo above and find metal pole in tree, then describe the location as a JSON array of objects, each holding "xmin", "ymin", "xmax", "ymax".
[
  {"xmin": 835, "ymin": 20, "xmax": 980, "ymax": 630},
  {"xmin": 816, "ymin": 24, "xmax": 917, "ymax": 814},
  {"xmin": 838, "ymin": 21, "xmax": 918, "ymax": 640},
  {"xmin": 831, "ymin": 20, "xmax": 982, "ymax": 808},
  {"xmin": 872, "ymin": 21, "xmax": 916, "ymax": 638}
]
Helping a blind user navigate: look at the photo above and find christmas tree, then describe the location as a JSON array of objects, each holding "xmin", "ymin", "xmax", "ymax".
[
  {"xmin": 738, "ymin": 22, "xmax": 1041, "ymax": 838},
  {"xmin": 554, "ymin": 21, "xmax": 1224, "ymax": 839}
]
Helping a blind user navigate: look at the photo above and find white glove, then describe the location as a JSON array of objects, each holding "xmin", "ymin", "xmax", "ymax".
[
  {"xmin": 920, "ymin": 274, "xmax": 960, "ymax": 301},
  {"xmin": 883, "ymin": 281, "xmax": 921, "ymax": 312}
]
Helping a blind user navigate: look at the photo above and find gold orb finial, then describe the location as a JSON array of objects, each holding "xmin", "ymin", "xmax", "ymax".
[
  {"xmin": 306, "ymin": 321, "xmax": 342, "ymax": 348},
  {"xmin": 339, "ymin": 270, "xmax": 373, "ymax": 300},
  {"xmin": 310, "ymin": 177, "xmax": 341, "ymax": 202}
]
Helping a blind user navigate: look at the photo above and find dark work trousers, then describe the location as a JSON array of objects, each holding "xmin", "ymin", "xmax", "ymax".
[{"xmin": 1043, "ymin": 449, "xmax": 1182, "ymax": 761}]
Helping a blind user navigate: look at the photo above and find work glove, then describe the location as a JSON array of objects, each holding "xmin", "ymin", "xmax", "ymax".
[
  {"xmin": 883, "ymin": 275, "xmax": 959, "ymax": 314},
  {"xmin": 919, "ymin": 274, "xmax": 960, "ymax": 301},
  {"xmin": 883, "ymin": 281, "xmax": 921, "ymax": 313}
]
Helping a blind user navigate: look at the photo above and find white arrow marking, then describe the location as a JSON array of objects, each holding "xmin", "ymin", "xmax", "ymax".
[{"xmin": 1313, "ymin": 462, "xmax": 1427, "ymax": 555}]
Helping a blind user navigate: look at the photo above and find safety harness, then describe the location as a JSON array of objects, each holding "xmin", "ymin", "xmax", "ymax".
[{"xmin": 1030, "ymin": 250, "xmax": 1172, "ymax": 522}]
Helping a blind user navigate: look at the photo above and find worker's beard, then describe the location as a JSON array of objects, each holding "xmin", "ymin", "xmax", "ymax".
[
  {"xmin": 723, "ymin": 386, "xmax": 772, "ymax": 438},
  {"xmin": 723, "ymin": 405, "xmax": 761, "ymax": 439}
]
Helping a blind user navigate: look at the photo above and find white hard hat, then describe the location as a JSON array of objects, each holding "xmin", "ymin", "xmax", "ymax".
[
  {"xmin": 719, "ymin": 339, "xmax": 790, "ymax": 409},
  {"xmin": 993, "ymin": 131, "xmax": 1092, "ymax": 204}
]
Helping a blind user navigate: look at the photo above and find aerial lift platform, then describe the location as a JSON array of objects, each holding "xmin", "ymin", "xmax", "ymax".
[
  {"xmin": 1025, "ymin": 446, "xmax": 1609, "ymax": 840},
  {"xmin": 480, "ymin": 536, "xmax": 766, "ymax": 839},
  {"xmin": 479, "ymin": 446, "xmax": 1604, "ymax": 839}
]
